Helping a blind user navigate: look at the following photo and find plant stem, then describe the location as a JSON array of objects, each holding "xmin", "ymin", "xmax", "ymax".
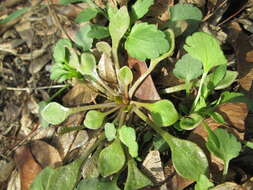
[
  {"xmin": 192, "ymin": 72, "xmax": 208, "ymax": 111},
  {"xmin": 69, "ymin": 102, "xmax": 117, "ymax": 115},
  {"xmin": 112, "ymin": 46, "xmax": 120, "ymax": 74},
  {"xmin": 222, "ymin": 161, "xmax": 229, "ymax": 179},
  {"xmin": 47, "ymin": 85, "xmax": 69, "ymax": 102},
  {"xmin": 160, "ymin": 83, "xmax": 189, "ymax": 94},
  {"xmin": 96, "ymin": 76, "xmax": 118, "ymax": 97},
  {"xmin": 104, "ymin": 106, "xmax": 121, "ymax": 116},
  {"xmin": 133, "ymin": 107, "xmax": 173, "ymax": 145}
]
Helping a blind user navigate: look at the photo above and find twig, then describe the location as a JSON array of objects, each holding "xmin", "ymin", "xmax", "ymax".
[{"xmin": 0, "ymin": 84, "xmax": 67, "ymax": 92}]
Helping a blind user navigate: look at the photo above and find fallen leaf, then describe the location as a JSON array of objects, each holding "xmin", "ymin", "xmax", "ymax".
[
  {"xmin": 142, "ymin": 150, "xmax": 167, "ymax": 190},
  {"xmin": 14, "ymin": 145, "xmax": 42, "ymax": 190},
  {"xmin": 63, "ymin": 82, "xmax": 97, "ymax": 106},
  {"xmin": 128, "ymin": 57, "xmax": 161, "ymax": 101},
  {"xmin": 228, "ymin": 22, "xmax": 253, "ymax": 98},
  {"xmin": 98, "ymin": 53, "xmax": 117, "ymax": 83},
  {"xmin": 211, "ymin": 182, "xmax": 245, "ymax": 190},
  {"xmin": 30, "ymin": 140, "xmax": 62, "ymax": 168}
]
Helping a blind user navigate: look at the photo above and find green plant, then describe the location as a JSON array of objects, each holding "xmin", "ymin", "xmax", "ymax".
[{"xmin": 32, "ymin": 1, "xmax": 251, "ymax": 189}]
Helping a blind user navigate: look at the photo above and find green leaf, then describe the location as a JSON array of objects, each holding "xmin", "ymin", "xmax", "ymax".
[
  {"xmin": 118, "ymin": 125, "xmax": 138, "ymax": 158},
  {"xmin": 218, "ymin": 91, "xmax": 253, "ymax": 111},
  {"xmin": 130, "ymin": 0, "xmax": 154, "ymax": 21},
  {"xmin": 0, "ymin": 8, "xmax": 29, "ymax": 25},
  {"xmin": 144, "ymin": 100, "xmax": 179, "ymax": 127},
  {"xmin": 38, "ymin": 101, "xmax": 50, "ymax": 128},
  {"xmin": 184, "ymin": 32, "xmax": 227, "ymax": 73},
  {"xmin": 153, "ymin": 136, "xmax": 169, "ymax": 152},
  {"xmin": 194, "ymin": 174, "xmax": 214, "ymax": 190},
  {"xmin": 124, "ymin": 159, "xmax": 152, "ymax": 190},
  {"xmin": 105, "ymin": 123, "xmax": 116, "ymax": 141},
  {"xmin": 118, "ymin": 66, "xmax": 133, "ymax": 86},
  {"xmin": 77, "ymin": 178, "xmax": 120, "ymax": 190},
  {"xmin": 83, "ymin": 110, "xmax": 105, "ymax": 129},
  {"xmin": 41, "ymin": 102, "xmax": 70, "ymax": 125},
  {"xmin": 125, "ymin": 23, "xmax": 170, "ymax": 60},
  {"xmin": 205, "ymin": 127, "xmax": 241, "ymax": 175},
  {"xmin": 88, "ymin": 25, "xmax": 110, "ymax": 39},
  {"xmin": 166, "ymin": 134, "xmax": 209, "ymax": 181},
  {"xmin": 173, "ymin": 54, "xmax": 203, "ymax": 82},
  {"xmin": 75, "ymin": 8, "xmax": 98, "ymax": 23},
  {"xmin": 74, "ymin": 24, "xmax": 93, "ymax": 51},
  {"xmin": 80, "ymin": 53, "xmax": 97, "ymax": 76},
  {"xmin": 210, "ymin": 112, "xmax": 227, "ymax": 125},
  {"xmin": 215, "ymin": 71, "xmax": 238, "ymax": 90},
  {"xmin": 68, "ymin": 47, "xmax": 80, "ymax": 71},
  {"xmin": 109, "ymin": 6, "xmax": 130, "ymax": 49},
  {"xmin": 53, "ymin": 39, "xmax": 72, "ymax": 63},
  {"xmin": 179, "ymin": 113, "xmax": 203, "ymax": 130},
  {"xmin": 30, "ymin": 159, "xmax": 83, "ymax": 190},
  {"xmin": 96, "ymin": 41, "xmax": 112, "ymax": 56},
  {"xmin": 168, "ymin": 3, "xmax": 202, "ymax": 35},
  {"xmin": 208, "ymin": 64, "xmax": 227, "ymax": 88},
  {"xmin": 98, "ymin": 139, "xmax": 126, "ymax": 177}
]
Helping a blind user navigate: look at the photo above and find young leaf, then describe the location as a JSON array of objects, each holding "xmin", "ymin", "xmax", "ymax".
[
  {"xmin": 143, "ymin": 100, "xmax": 179, "ymax": 127},
  {"xmin": 205, "ymin": 127, "xmax": 242, "ymax": 175},
  {"xmin": 53, "ymin": 39, "xmax": 72, "ymax": 63},
  {"xmin": 124, "ymin": 159, "xmax": 153, "ymax": 190},
  {"xmin": 109, "ymin": 6, "xmax": 130, "ymax": 49},
  {"xmin": 125, "ymin": 23, "xmax": 170, "ymax": 60},
  {"xmin": 209, "ymin": 112, "xmax": 227, "ymax": 125},
  {"xmin": 184, "ymin": 32, "xmax": 227, "ymax": 73},
  {"xmin": 166, "ymin": 134, "xmax": 209, "ymax": 181},
  {"xmin": 98, "ymin": 139, "xmax": 126, "ymax": 177},
  {"xmin": 75, "ymin": 8, "xmax": 98, "ymax": 23},
  {"xmin": 105, "ymin": 123, "xmax": 116, "ymax": 141},
  {"xmin": 208, "ymin": 64, "xmax": 227, "ymax": 88},
  {"xmin": 0, "ymin": 8, "xmax": 29, "ymax": 25},
  {"xmin": 96, "ymin": 41, "xmax": 112, "ymax": 56},
  {"xmin": 68, "ymin": 47, "xmax": 80, "ymax": 71},
  {"xmin": 74, "ymin": 24, "xmax": 93, "ymax": 51},
  {"xmin": 118, "ymin": 66, "xmax": 133, "ymax": 87},
  {"xmin": 80, "ymin": 53, "xmax": 97, "ymax": 76},
  {"xmin": 77, "ymin": 178, "xmax": 120, "ymax": 190},
  {"xmin": 83, "ymin": 110, "xmax": 105, "ymax": 129},
  {"xmin": 41, "ymin": 102, "xmax": 70, "ymax": 125},
  {"xmin": 88, "ymin": 25, "xmax": 110, "ymax": 40},
  {"xmin": 118, "ymin": 125, "xmax": 138, "ymax": 158},
  {"xmin": 30, "ymin": 159, "xmax": 83, "ymax": 190},
  {"xmin": 38, "ymin": 101, "xmax": 50, "ymax": 128},
  {"xmin": 168, "ymin": 3, "xmax": 202, "ymax": 35},
  {"xmin": 194, "ymin": 174, "xmax": 214, "ymax": 190},
  {"xmin": 130, "ymin": 0, "xmax": 154, "ymax": 21},
  {"xmin": 173, "ymin": 54, "xmax": 203, "ymax": 82},
  {"xmin": 215, "ymin": 71, "xmax": 238, "ymax": 90},
  {"xmin": 179, "ymin": 113, "xmax": 203, "ymax": 130}
]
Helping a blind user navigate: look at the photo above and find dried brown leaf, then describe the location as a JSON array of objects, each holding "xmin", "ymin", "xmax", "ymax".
[
  {"xmin": 30, "ymin": 140, "xmax": 62, "ymax": 168},
  {"xmin": 128, "ymin": 57, "xmax": 160, "ymax": 101},
  {"xmin": 14, "ymin": 145, "xmax": 42, "ymax": 190},
  {"xmin": 98, "ymin": 53, "xmax": 117, "ymax": 83},
  {"xmin": 63, "ymin": 82, "xmax": 97, "ymax": 106}
]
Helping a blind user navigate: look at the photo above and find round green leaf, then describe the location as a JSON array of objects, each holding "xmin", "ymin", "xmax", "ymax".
[
  {"xmin": 53, "ymin": 39, "xmax": 72, "ymax": 63},
  {"xmin": 77, "ymin": 178, "xmax": 120, "ymax": 190},
  {"xmin": 118, "ymin": 66, "xmax": 133, "ymax": 86},
  {"xmin": 83, "ymin": 110, "xmax": 105, "ymax": 129},
  {"xmin": 125, "ymin": 23, "xmax": 170, "ymax": 60},
  {"xmin": 80, "ymin": 53, "xmax": 97, "ymax": 76},
  {"xmin": 184, "ymin": 32, "xmax": 227, "ymax": 73},
  {"xmin": 98, "ymin": 139, "xmax": 126, "ymax": 177},
  {"xmin": 41, "ymin": 102, "xmax": 70, "ymax": 125},
  {"xmin": 118, "ymin": 125, "xmax": 138, "ymax": 158},
  {"xmin": 173, "ymin": 54, "xmax": 203, "ymax": 82},
  {"xmin": 179, "ymin": 113, "xmax": 203, "ymax": 130},
  {"xmin": 124, "ymin": 159, "xmax": 152, "ymax": 190},
  {"xmin": 105, "ymin": 123, "xmax": 116, "ymax": 141},
  {"xmin": 75, "ymin": 8, "xmax": 98, "ymax": 23},
  {"xmin": 169, "ymin": 137, "xmax": 209, "ymax": 181},
  {"xmin": 145, "ymin": 100, "xmax": 179, "ymax": 126},
  {"xmin": 96, "ymin": 41, "xmax": 112, "ymax": 56},
  {"xmin": 74, "ymin": 24, "xmax": 93, "ymax": 51}
]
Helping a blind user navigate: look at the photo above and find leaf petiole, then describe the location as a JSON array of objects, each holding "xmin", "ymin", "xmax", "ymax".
[{"xmin": 192, "ymin": 72, "xmax": 207, "ymax": 111}]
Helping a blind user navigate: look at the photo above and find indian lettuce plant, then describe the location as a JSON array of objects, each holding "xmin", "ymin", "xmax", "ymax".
[{"xmin": 31, "ymin": 1, "xmax": 251, "ymax": 189}]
